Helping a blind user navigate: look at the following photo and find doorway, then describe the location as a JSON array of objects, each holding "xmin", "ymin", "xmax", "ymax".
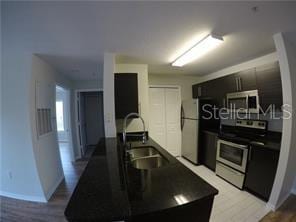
[
  {"xmin": 148, "ymin": 86, "xmax": 181, "ymax": 156},
  {"xmin": 55, "ymin": 85, "xmax": 74, "ymax": 168},
  {"xmin": 76, "ymin": 90, "xmax": 105, "ymax": 158}
]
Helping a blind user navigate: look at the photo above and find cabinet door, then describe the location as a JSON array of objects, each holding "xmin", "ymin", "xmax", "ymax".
[
  {"xmin": 114, "ymin": 73, "xmax": 138, "ymax": 118},
  {"xmin": 192, "ymin": 84, "xmax": 200, "ymax": 98},
  {"xmin": 244, "ymin": 146, "xmax": 279, "ymax": 200},
  {"xmin": 200, "ymin": 131, "xmax": 218, "ymax": 171},
  {"xmin": 256, "ymin": 63, "xmax": 283, "ymax": 112},
  {"xmin": 192, "ymin": 83, "xmax": 207, "ymax": 98},
  {"xmin": 210, "ymin": 75, "xmax": 237, "ymax": 107},
  {"xmin": 236, "ymin": 68, "xmax": 257, "ymax": 91}
]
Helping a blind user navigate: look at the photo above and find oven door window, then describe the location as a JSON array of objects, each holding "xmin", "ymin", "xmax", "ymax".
[
  {"xmin": 248, "ymin": 96, "xmax": 257, "ymax": 109},
  {"xmin": 219, "ymin": 143, "xmax": 244, "ymax": 166},
  {"xmin": 228, "ymin": 97, "xmax": 247, "ymax": 110}
]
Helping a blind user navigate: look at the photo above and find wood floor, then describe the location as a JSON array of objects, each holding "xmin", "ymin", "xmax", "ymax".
[
  {"xmin": 0, "ymin": 143, "xmax": 88, "ymax": 222},
  {"xmin": 260, "ymin": 195, "xmax": 296, "ymax": 222}
]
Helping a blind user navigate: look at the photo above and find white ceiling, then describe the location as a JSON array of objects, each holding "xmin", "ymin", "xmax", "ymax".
[{"xmin": 2, "ymin": 1, "xmax": 296, "ymax": 80}]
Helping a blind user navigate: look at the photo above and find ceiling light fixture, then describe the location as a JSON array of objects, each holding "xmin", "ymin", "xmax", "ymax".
[{"xmin": 172, "ymin": 34, "xmax": 224, "ymax": 67}]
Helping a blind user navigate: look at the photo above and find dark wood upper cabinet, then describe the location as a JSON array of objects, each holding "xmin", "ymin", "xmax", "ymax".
[
  {"xmin": 255, "ymin": 63, "xmax": 283, "ymax": 111},
  {"xmin": 236, "ymin": 68, "xmax": 257, "ymax": 91},
  {"xmin": 114, "ymin": 73, "xmax": 138, "ymax": 119},
  {"xmin": 192, "ymin": 63, "xmax": 282, "ymax": 111},
  {"xmin": 192, "ymin": 75, "xmax": 236, "ymax": 107}
]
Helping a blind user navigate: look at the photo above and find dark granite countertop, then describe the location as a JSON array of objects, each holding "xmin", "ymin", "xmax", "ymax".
[{"xmin": 64, "ymin": 137, "xmax": 218, "ymax": 221}]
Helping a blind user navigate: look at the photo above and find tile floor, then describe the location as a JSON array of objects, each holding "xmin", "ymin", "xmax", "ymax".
[{"xmin": 177, "ymin": 157, "xmax": 271, "ymax": 222}]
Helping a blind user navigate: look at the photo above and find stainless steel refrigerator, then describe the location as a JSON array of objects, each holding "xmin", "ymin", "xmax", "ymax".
[{"xmin": 181, "ymin": 99, "xmax": 200, "ymax": 164}]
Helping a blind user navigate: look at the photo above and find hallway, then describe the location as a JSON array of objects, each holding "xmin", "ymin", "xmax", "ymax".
[{"xmin": 1, "ymin": 143, "xmax": 88, "ymax": 222}]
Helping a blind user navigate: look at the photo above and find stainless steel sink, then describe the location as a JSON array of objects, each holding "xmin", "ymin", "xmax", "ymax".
[
  {"xmin": 127, "ymin": 146, "xmax": 159, "ymax": 159},
  {"xmin": 131, "ymin": 156, "xmax": 168, "ymax": 170},
  {"xmin": 127, "ymin": 146, "xmax": 169, "ymax": 170}
]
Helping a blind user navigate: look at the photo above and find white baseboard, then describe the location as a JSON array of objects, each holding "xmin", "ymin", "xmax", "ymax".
[
  {"xmin": 267, "ymin": 191, "xmax": 291, "ymax": 211},
  {"xmin": 266, "ymin": 202, "xmax": 276, "ymax": 211},
  {"xmin": 0, "ymin": 190, "xmax": 47, "ymax": 203},
  {"xmin": 45, "ymin": 174, "xmax": 64, "ymax": 200}
]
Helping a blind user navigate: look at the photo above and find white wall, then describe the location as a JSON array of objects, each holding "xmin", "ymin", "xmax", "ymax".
[
  {"xmin": 0, "ymin": 2, "xmax": 2, "ymax": 161},
  {"xmin": 115, "ymin": 64, "xmax": 149, "ymax": 133},
  {"xmin": 268, "ymin": 32, "xmax": 296, "ymax": 210},
  {"xmin": 148, "ymin": 74, "xmax": 200, "ymax": 100},
  {"xmin": 1, "ymin": 50, "xmax": 45, "ymax": 201},
  {"xmin": 31, "ymin": 55, "xmax": 65, "ymax": 200},
  {"xmin": 72, "ymin": 79, "xmax": 103, "ymax": 90},
  {"xmin": 103, "ymin": 53, "xmax": 116, "ymax": 138}
]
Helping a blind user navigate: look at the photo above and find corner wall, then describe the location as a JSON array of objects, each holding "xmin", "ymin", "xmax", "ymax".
[
  {"xmin": 103, "ymin": 53, "xmax": 116, "ymax": 137},
  {"xmin": 268, "ymin": 32, "xmax": 296, "ymax": 210},
  {"xmin": 1, "ymin": 51, "xmax": 45, "ymax": 201}
]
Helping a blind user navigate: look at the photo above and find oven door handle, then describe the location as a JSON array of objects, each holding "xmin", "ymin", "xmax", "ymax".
[{"xmin": 218, "ymin": 139, "xmax": 248, "ymax": 149}]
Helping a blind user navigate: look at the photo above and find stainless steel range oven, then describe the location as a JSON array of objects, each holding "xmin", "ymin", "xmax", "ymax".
[{"xmin": 216, "ymin": 139, "xmax": 248, "ymax": 189}]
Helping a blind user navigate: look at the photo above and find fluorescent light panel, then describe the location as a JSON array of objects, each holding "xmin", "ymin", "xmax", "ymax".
[{"xmin": 172, "ymin": 34, "xmax": 223, "ymax": 67}]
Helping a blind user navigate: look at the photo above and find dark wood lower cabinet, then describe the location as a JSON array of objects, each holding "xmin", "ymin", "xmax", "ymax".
[
  {"xmin": 244, "ymin": 145, "xmax": 279, "ymax": 201},
  {"xmin": 200, "ymin": 131, "xmax": 218, "ymax": 171}
]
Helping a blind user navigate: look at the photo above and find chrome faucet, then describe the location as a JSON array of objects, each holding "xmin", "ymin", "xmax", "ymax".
[{"xmin": 122, "ymin": 112, "xmax": 147, "ymax": 147}]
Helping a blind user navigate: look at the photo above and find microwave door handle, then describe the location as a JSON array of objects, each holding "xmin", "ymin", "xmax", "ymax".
[{"xmin": 219, "ymin": 139, "xmax": 248, "ymax": 149}]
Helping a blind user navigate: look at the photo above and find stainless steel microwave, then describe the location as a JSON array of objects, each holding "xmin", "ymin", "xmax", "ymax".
[{"xmin": 227, "ymin": 90, "xmax": 259, "ymax": 113}]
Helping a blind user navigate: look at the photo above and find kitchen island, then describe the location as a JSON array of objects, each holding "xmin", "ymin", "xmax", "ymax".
[{"xmin": 64, "ymin": 137, "xmax": 218, "ymax": 222}]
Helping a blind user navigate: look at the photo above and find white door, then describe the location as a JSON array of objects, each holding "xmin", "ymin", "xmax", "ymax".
[
  {"xmin": 149, "ymin": 87, "xmax": 181, "ymax": 156},
  {"xmin": 148, "ymin": 88, "xmax": 166, "ymax": 148},
  {"xmin": 56, "ymin": 88, "xmax": 70, "ymax": 142},
  {"xmin": 165, "ymin": 88, "xmax": 181, "ymax": 156}
]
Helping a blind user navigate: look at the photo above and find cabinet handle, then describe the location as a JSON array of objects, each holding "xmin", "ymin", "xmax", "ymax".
[
  {"xmin": 239, "ymin": 77, "xmax": 242, "ymax": 91},
  {"xmin": 236, "ymin": 77, "xmax": 239, "ymax": 91}
]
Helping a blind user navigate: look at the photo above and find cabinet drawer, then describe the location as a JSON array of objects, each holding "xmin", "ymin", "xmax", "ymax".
[{"xmin": 216, "ymin": 162, "xmax": 244, "ymax": 189}]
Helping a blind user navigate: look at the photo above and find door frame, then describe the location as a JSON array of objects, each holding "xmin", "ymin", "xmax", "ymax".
[
  {"xmin": 148, "ymin": 85, "xmax": 182, "ymax": 156},
  {"xmin": 55, "ymin": 84, "xmax": 75, "ymax": 162},
  {"xmin": 75, "ymin": 88, "xmax": 103, "ymax": 158}
]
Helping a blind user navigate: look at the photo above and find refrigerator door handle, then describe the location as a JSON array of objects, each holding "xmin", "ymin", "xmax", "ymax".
[{"xmin": 181, "ymin": 105, "xmax": 185, "ymax": 130}]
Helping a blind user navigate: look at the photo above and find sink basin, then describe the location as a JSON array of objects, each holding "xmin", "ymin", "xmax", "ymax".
[
  {"xmin": 127, "ymin": 147, "xmax": 159, "ymax": 159},
  {"xmin": 131, "ymin": 156, "xmax": 168, "ymax": 170}
]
